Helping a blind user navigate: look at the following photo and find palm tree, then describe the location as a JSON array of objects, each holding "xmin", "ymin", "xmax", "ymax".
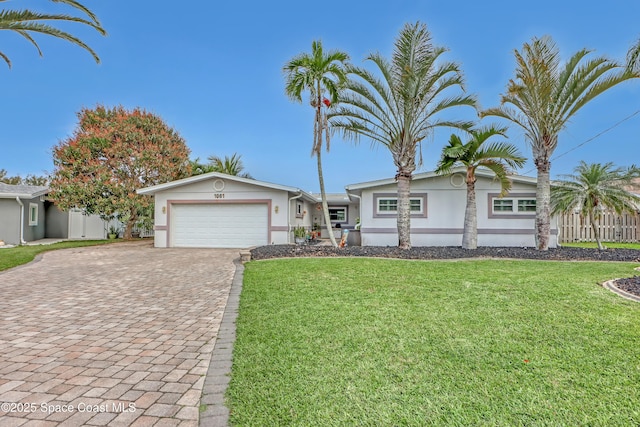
[
  {"xmin": 482, "ymin": 35, "xmax": 637, "ymax": 250},
  {"xmin": 627, "ymin": 36, "xmax": 640, "ymax": 72},
  {"xmin": 436, "ymin": 126, "xmax": 526, "ymax": 249},
  {"xmin": 0, "ymin": 0, "xmax": 106, "ymax": 68},
  {"xmin": 207, "ymin": 153, "xmax": 252, "ymax": 178},
  {"xmin": 551, "ymin": 161, "xmax": 640, "ymax": 250},
  {"xmin": 284, "ymin": 40, "xmax": 349, "ymax": 247},
  {"xmin": 330, "ymin": 22, "xmax": 476, "ymax": 249}
]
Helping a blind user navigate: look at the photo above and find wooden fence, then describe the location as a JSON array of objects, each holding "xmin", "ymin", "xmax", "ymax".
[{"xmin": 558, "ymin": 211, "xmax": 640, "ymax": 243}]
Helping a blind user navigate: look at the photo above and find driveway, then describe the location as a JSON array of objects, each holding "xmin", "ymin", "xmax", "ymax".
[{"xmin": 0, "ymin": 242, "xmax": 238, "ymax": 426}]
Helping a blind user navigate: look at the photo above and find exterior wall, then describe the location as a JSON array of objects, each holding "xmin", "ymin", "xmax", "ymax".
[
  {"xmin": 151, "ymin": 177, "xmax": 294, "ymax": 248},
  {"xmin": 289, "ymin": 198, "xmax": 315, "ymax": 242},
  {"xmin": 22, "ymin": 197, "xmax": 46, "ymax": 242},
  {"xmin": 0, "ymin": 200, "xmax": 20, "ymax": 245},
  {"xmin": 358, "ymin": 173, "xmax": 558, "ymax": 248},
  {"xmin": 45, "ymin": 203, "xmax": 69, "ymax": 239}
]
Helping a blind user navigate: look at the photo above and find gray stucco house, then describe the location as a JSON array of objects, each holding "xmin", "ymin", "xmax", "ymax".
[{"xmin": 0, "ymin": 183, "xmax": 107, "ymax": 245}]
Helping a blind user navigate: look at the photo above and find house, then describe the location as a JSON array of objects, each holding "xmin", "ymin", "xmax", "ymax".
[
  {"xmin": 137, "ymin": 172, "xmax": 322, "ymax": 248},
  {"xmin": 0, "ymin": 183, "xmax": 108, "ymax": 245},
  {"xmin": 137, "ymin": 169, "xmax": 558, "ymax": 249},
  {"xmin": 345, "ymin": 168, "xmax": 559, "ymax": 248}
]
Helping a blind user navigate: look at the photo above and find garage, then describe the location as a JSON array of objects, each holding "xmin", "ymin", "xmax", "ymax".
[{"xmin": 170, "ymin": 203, "xmax": 269, "ymax": 248}]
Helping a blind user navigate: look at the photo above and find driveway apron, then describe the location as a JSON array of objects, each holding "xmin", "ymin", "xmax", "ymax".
[{"xmin": 0, "ymin": 242, "xmax": 237, "ymax": 426}]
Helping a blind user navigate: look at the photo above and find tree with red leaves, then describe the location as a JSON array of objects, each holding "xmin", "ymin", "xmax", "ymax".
[{"xmin": 50, "ymin": 105, "xmax": 191, "ymax": 238}]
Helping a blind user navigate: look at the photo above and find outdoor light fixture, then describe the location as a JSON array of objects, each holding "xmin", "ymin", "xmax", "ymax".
[
  {"xmin": 162, "ymin": 206, "xmax": 166, "ymax": 214},
  {"xmin": 275, "ymin": 205, "xmax": 279, "ymax": 214}
]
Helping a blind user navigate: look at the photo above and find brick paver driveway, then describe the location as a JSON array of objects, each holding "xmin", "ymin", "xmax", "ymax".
[{"xmin": 0, "ymin": 242, "xmax": 238, "ymax": 426}]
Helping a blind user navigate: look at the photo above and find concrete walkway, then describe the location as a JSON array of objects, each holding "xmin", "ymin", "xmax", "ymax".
[{"xmin": 0, "ymin": 242, "xmax": 237, "ymax": 426}]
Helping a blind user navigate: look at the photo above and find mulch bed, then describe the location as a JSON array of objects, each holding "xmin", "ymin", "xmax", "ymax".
[{"xmin": 250, "ymin": 245, "xmax": 640, "ymax": 299}]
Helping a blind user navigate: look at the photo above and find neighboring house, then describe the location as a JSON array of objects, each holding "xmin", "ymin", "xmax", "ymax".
[
  {"xmin": 345, "ymin": 168, "xmax": 559, "ymax": 248},
  {"xmin": 137, "ymin": 172, "xmax": 319, "ymax": 248},
  {"xmin": 0, "ymin": 183, "xmax": 107, "ymax": 245}
]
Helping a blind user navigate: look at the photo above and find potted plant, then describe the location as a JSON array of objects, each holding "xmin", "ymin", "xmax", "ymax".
[
  {"xmin": 108, "ymin": 225, "xmax": 120, "ymax": 239},
  {"xmin": 293, "ymin": 226, "xmax": 306, "ymax": 245}
]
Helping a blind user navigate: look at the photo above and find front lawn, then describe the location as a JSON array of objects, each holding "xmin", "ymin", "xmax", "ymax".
[
  {"xmin": 228, "ymin": 258, "xmax": 640, "ymax": 426},
  {"xmin": 0, "ymin": 240, "xmax": 113, "ymax": 271}
]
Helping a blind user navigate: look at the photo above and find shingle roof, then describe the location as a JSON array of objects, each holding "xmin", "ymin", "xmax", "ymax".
[{"xmin": 0, "ymin": 183, "xmax": 49, "ymax": 198}]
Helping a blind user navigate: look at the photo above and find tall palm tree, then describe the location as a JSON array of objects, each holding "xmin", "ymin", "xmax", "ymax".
[
  {"xmin": 436, "ymin": 126, "xmax": 526, "ymax": 249},
  {"xmin": 482, "ymin": 35, "xmax": 637, "ymax": 250},
  {"xmin": 551, "ymin": 161, "xmax": 640, "ymax": 250},
  {"xmin": 330, "ymin": 22, "xmax": 476, "ymax": 249},
  {"xmin": 284, "ymin": 40, "xmax": 349, "ymax": 247},
  {"xmin": 0, "ymin": 0, "xmax": 106, "ymax": 68},
  {"xmin": 208, "ymin": 153, "xmax": 252, "ymax": 178}
]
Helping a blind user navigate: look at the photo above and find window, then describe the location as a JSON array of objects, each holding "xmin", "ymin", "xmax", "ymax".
[
  {"xmin": 517, "ymin": 199, "xmax": 536, "ymax": 212},
  {"xmin": 490, "ymin": 195, "xmax": 536, "ymax": 217},
  {"xmin": 493, "ymin": 199, "xmax": 513, "ymax": 212},
  {"xmin": 373, "ymin": 193, "xmax": 428, "ymax": 218},
  {"xmin": 329, "ymin": 207, "xmax": 347, "ymax": 222},
  {"xmin": 29, "ymin": 203, "xmax": 38, "ymax": 226},
  {"xmin": 377, "ymin": 198, "xmax": 423, "ymax": 213},
  {"xmin": 296, "ymin": 201, "xmax": 304, "ymax": 218}
]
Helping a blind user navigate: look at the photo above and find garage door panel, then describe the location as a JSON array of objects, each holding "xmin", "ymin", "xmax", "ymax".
[{"xmin": 171, "ymin": 203, "xmax": 268, "ymax": 248}]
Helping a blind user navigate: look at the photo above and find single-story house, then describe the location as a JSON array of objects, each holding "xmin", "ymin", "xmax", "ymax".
[
  {"xmin": 137, "ymin": 169, "xmax": 558, "ymax": 249},
  {"xmin": 0, "ymin": 183, "xmax": 108, "ymax": 245},
  {"xmin": 345, "ymin": 168, "xmax": 558, "ymax": 248}
]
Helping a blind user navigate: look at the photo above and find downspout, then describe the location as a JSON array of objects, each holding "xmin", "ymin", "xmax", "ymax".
[
  {"xmin": 349, "ymin": 193, "xmax": 362, "ymax": 229},
  {"xmin": 15, "ymin": 197, "xmax": 26, "ymax": 244},
  {"xmin": 288, "ymin": 192, "xmax": 303, "ymax": 244}
]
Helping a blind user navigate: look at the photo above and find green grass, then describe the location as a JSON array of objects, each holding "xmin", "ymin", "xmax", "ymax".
[
  {"xmin": 562, "ymin": 241, "xmax": 640, "ymax": 249},
  {"xmin": 228, "ymin": 258, "xmax": 640, "ymax": 426},
  {"xmin": 0, "ymin": 240, "xmax": 114, "ymax": 271}
]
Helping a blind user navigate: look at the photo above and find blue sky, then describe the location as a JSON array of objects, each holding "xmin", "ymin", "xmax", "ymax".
[{"xmin": 1, "ymin": 0, "xmax": 639, "ymax": 193}]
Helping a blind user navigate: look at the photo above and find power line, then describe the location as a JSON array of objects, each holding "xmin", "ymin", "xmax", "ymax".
[{"xmin": 522, "ymin": 109, "xmax": 640, "ymax": 175}]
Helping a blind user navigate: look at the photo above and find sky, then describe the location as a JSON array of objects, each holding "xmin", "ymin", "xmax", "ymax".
[{"xmin": 1, "ymin": 0, "xmax": 639, "ymax": 193}]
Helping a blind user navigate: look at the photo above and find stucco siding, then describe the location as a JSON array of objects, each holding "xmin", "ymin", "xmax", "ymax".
[
  {"xmin": 0, "ymin": 200, "xmax": 20, "ymax": 245},
  {"xmin": 357, "ymin": 173, "xmax": 558, "ymax": 248},
  {"xmin": 22, "ymin": 197, "xmax": 46, "ymax": 242},
  {"xmin": 45, "ymin": 203, "xmax": 69, "ymax": 238}
]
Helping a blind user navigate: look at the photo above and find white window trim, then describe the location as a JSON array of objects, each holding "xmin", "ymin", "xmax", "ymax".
[
  {"xmin": 295, "ymin": 201, "xmax": 304, "ymax": 218},
  {"xmin": 328, "ymin": 206, "xmax": 348, "ymax": 223},
  {"xmin": 488, "ymin": 193, "xmax": 536, "ymax": 219},
  {"xmin": 28, "ymin": 203, "xmax": 38, "ymax": 226},
  {"xmin": 373, "ymin": 193, "xmax": 428, "ymax": 218}
]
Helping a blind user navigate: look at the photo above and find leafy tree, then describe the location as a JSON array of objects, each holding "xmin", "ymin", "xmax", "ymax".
[
  {"xmin": 0, "ymin": 168, "xmax": 22, "ymax": 184},
  {"xmin": 436, "ymin": 126, "xmax": 526, "ymax": 249},
  {"xmin": 0, "ymin": 169, "xmax": 49, "ymax": 185},
  {"xmin": 330, "ymin": 22, "xmax": 476, "ymax": 249},
  {"xmin": 0, "ymin": 0, "xmax": 106, "ymax": 68},
  {"xmin": 190, "ymin": 158, "xmax": 216, "ymax": 176},
  {"xmin": 284, "ymin": 40, "xmax": 349, "ymax": 247},
  {"xmin": 207, "ymin": 153, "xmax": 252, "ymax": 178},
  {"xmin": 50, "ymin": 105, "xmax": 191, "ymax": 239},
  {"xmin": 551, "ymin": 161, "xmax": 640, "ymax": 250},
  {"xmin": 482, "ymin": 35, "xmax": 637, "ymax": 250}
]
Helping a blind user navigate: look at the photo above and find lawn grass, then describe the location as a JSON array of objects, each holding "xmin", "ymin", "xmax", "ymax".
[
  {"xmin": 0, "ymin": 240, "xmax": 114, "ymax": 271},
  {"xmin": 562, "ymin": 241, "xmax": 640, "ymax": 250},
  {"xmin": 228, "ymin": 258, "xmax": 640, "ymax": 426}
]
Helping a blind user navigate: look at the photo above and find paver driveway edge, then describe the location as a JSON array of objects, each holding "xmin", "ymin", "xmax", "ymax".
[{"xmin": 199, "ymin": 259, "xmax": 244, "ymax": 427}]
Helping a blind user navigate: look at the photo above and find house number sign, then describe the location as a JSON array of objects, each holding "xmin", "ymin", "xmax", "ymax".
[{"xmin": 214, "ymin": 193, "xmax": 225, "ymax": 199}]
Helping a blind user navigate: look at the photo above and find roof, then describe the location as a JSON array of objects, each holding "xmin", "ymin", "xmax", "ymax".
[
  {"xmin": 137, "ymin": 172, "xmax": 317, "ymax": 201},
  {"xmin": 345, "ymin": 167, "xmax": 538, "ymax": 192},
  {"xmin": 0, "ymin": 183, "xmax": 49, "ymax": 199}
]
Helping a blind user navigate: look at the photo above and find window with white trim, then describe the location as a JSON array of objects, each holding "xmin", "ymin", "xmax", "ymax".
[
  {"xmin": 296, "ymin": 201, "xmax": 304, "ymax": 218},
  {"xmin": 328, "ymin": 207, "xmax": 347, "ymax": 222},
  {"xmin": 29, "ymin": 203, "xmax": 38, "ymax": 226},
  {"xmin": 377, "ymin": 197, "xmax": 423, "ymax": 214},
  {"xmin": 492, "ymin": 198, "xmax": 536, "ymax": 214}
]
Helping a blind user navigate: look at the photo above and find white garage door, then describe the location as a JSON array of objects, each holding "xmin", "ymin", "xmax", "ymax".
[{"xmin": 171, "ymin": 203, "xmax": 268, "ymax": 248}]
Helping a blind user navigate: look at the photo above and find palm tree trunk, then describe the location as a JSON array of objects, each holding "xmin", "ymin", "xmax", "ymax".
[
  {"xmin": 462, "ymin": 176, "xmax": 477, "ymax": 249},
  {"xmin": 317, "ymin": 149, "xmax": 338, "ymax": 247},
  {"xmin": 397, "ymin": 171, "xmax": 412, "ymax": 249},
  {"xmin": 535, "ymin": 159, "xmax": 552, "ymax": 251},
  {"xmin": 589, "ymin": 211, "xmax": 604, "ymax": 250}
]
